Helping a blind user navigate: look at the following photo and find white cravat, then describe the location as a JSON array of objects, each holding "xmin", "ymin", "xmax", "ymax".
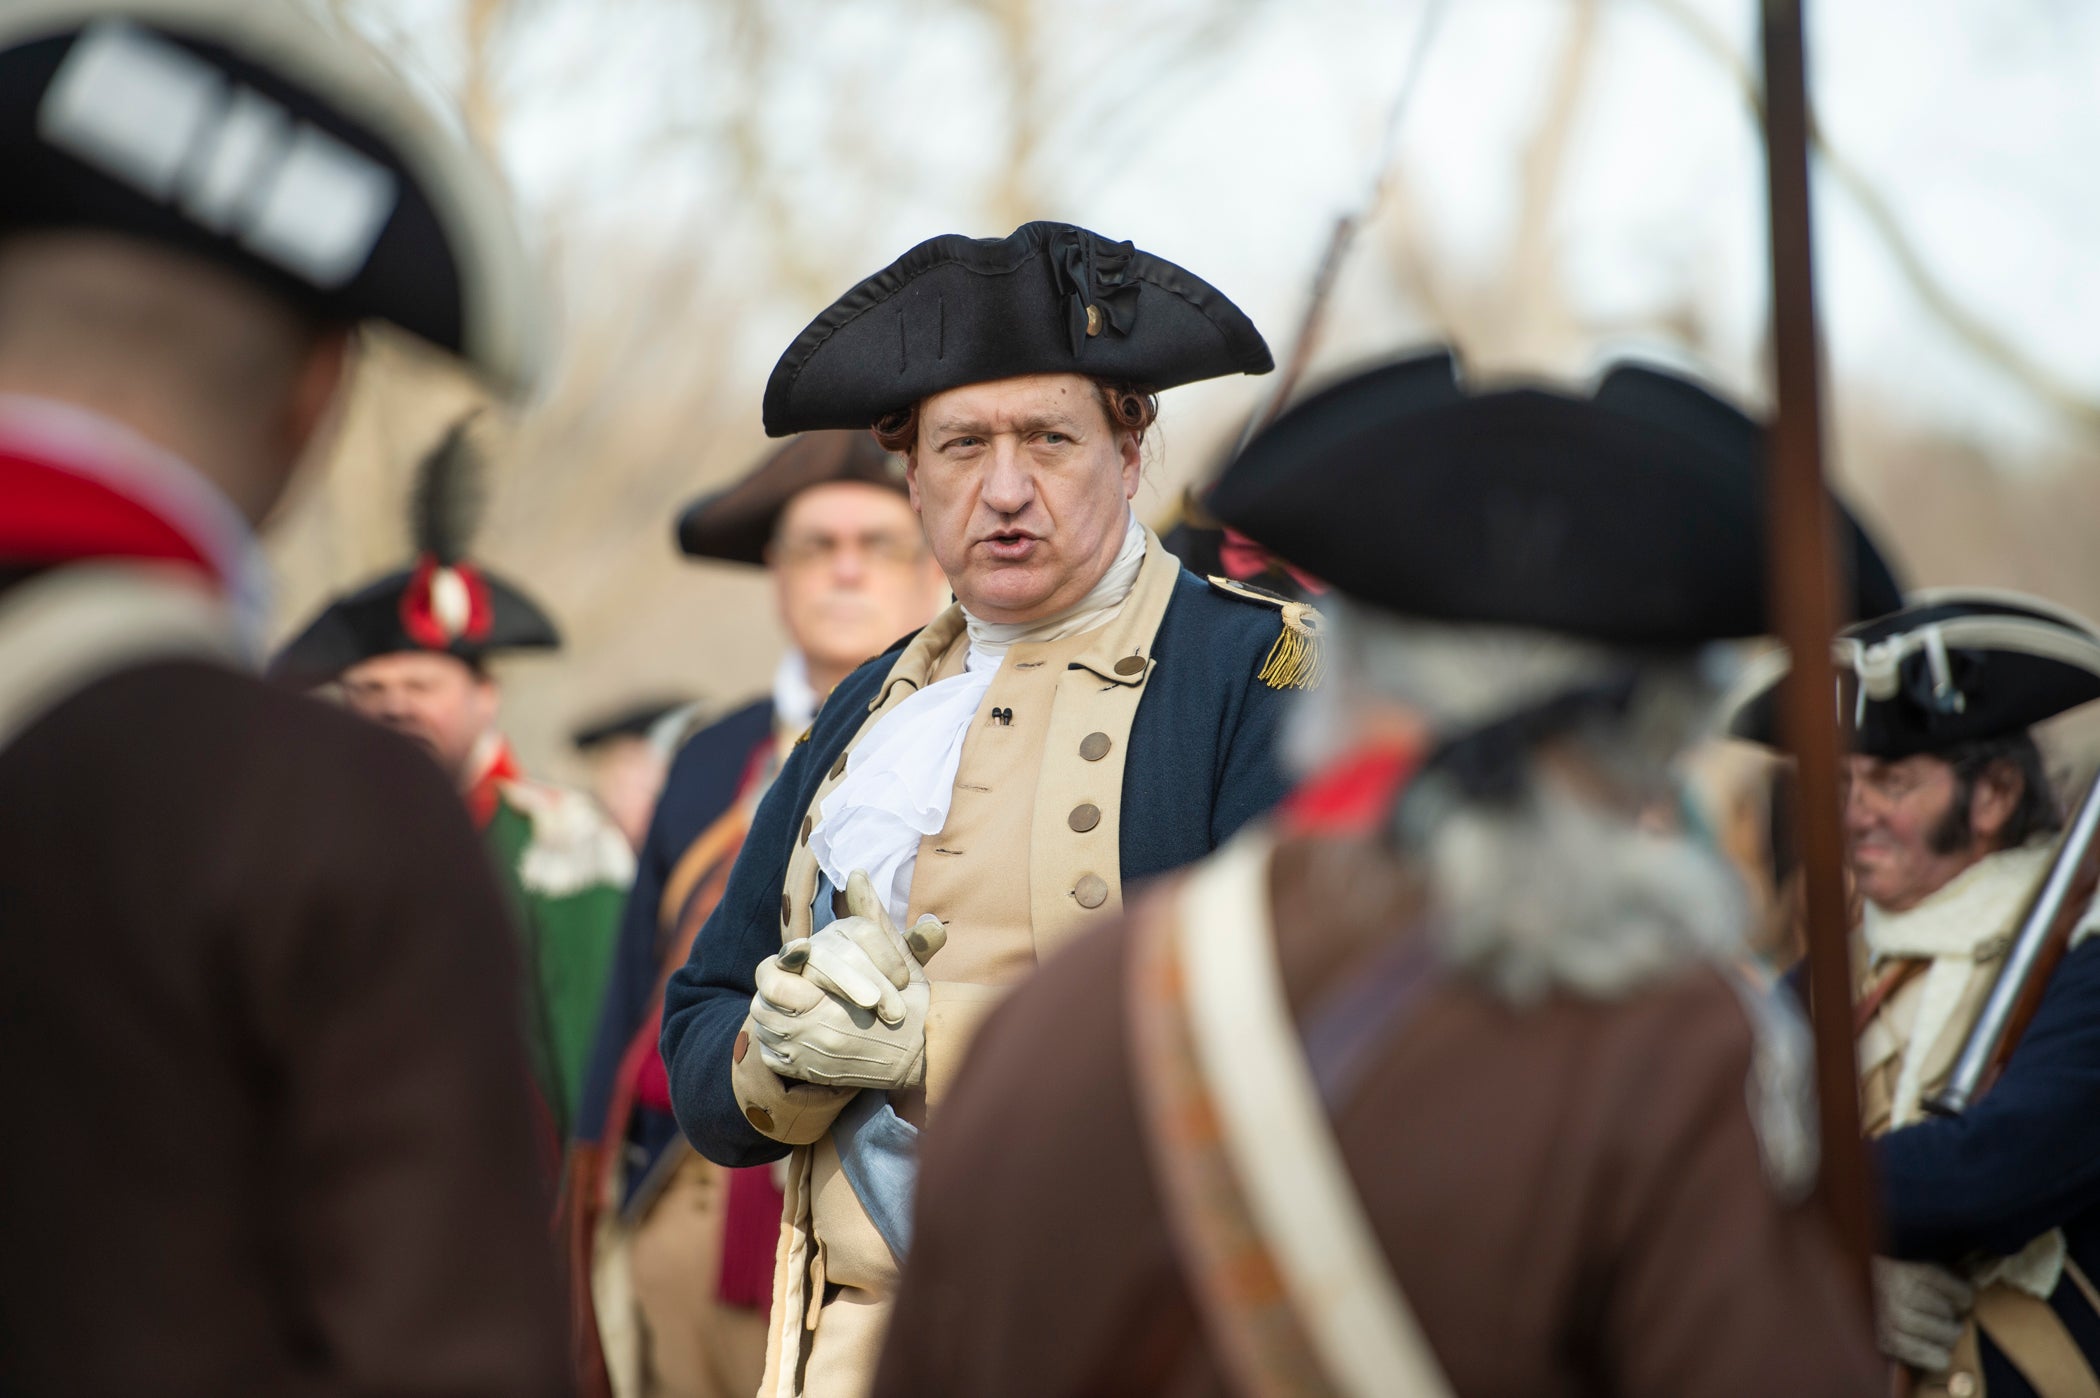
[{"xmin": 810, "ymin": 511, "xmax": 1147, "ymax": 923}]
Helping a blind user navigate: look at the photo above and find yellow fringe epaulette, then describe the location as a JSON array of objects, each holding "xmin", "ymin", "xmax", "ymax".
[{"xmin": 1206, "ymin": 576, "xmax": 1325, "ymax": 691}]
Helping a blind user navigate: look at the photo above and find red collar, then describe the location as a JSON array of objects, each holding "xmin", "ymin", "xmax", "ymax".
[
  {"xmin": 1217, "ymin": 526, "xmax": 1329, "ymax": 597},
  {"xmin": 0, "ymin": 446, "xmax": 220, "ymax": 579},
  {"xmin": 0, "ymin": 402, "xmax": 259, "ymax": 599},
  {"xmin": 464, "ymin": 737, "xmax": 523, "ymax": 831},
  {"xmin": 1279, "ymin": 743, "xmax": 1422, "ymax": 837}
]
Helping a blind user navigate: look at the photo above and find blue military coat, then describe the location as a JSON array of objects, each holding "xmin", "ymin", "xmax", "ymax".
[
  {"xmin": 575, "ymin": 697, "xmax": 773, "ymax": 1203},
  {"xmin": 1878, "ymin": 939, "xmax": 2100, "ymax": 1395},
  {"xmin": 662, "ymin": 567, "xmax": 1296, "ymax": 1168}
]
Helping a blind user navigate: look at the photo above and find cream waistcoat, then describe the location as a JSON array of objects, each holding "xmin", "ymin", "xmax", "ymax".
[
  {"xmin": 1855, "ymin": 839, "xmax": 2090, "ymax": 1304},
  {"xmin": 756, "ymin": 532, "xmax": 1182, "ymax": 1398}
]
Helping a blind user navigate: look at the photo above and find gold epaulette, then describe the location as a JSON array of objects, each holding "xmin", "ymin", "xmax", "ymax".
[{"xmin": 1206, "ymin": 576, "xmax": 1325, "ymax": 691}]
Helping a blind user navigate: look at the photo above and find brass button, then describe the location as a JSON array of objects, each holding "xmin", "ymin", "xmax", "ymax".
[
  {"xmin": 744, "ymin": 1104, "xmax": 775, "ymax": 1133},
  {"xmin": 801, "ymin": 815, "xmax": 813, "ymax": 844},
  {"xmin": 1113, "ymin": 655, "xmax": 1146, "ymax": 676},
  {"xmin": 830, "ymin": 752, "xmax": 848, "ymax": 780},
  {"xmin": 733, "ymin": 1030, "xmax": 750, "ymax": 1064},
  {"xmin": 1079, "ymin": 732, "xmax": 1112, "ymax": 761},
  {"xmin": 780, "ymin": 892, "xmax": 792, "ymax": 927},
  {"xmin": 1074, "ymin": 874, "xmax": 1109, "ymax": 909},
  {"xmin": 1949, "ymin": 1374, "xmax": 1977, "ymax": 1398},
  {"xmin": 1068, "ymin": 803, "xmax": 1101, "ymax": 833},
  {"xmin": 1085, "ymin": 303, "xmax": 1104, "ymax": 337}
]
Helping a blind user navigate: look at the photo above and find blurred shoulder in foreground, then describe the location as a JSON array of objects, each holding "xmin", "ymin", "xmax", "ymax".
[
  {"xmin": 874, "ymin": 350, "xmax": 1892, "ymax": 1398},
  {"xmin": 0, "ymin": 2, "xmax": 567, "ymax": 1393}
]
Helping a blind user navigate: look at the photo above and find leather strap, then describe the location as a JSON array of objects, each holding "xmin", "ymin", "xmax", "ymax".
[
  {"xmin": 1975, "ymin": 1282, "xmax": 2100, "ymax": 1397},
  {"xmin": 657, "ymin": 741, "xmax": 767, "ymax": 936},
  {"xmin": 1856, "ymin": 957, "xmax": 1929, "ymax": 1035},
  {"xmin": 1128, "ymin": 833, "xmax": 1454, "ymax": 1398},
  {"xmin": 2066, "ymin": 1258, "xmax": 2100, "ymax": 1321}
]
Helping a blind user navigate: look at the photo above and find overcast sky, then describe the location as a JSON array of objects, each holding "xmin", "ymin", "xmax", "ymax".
[{"xmin": 350, "ymin": 0, "xmax": 2100, "ymax": 461}]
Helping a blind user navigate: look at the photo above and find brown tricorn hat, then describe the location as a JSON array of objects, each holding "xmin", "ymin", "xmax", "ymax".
[{"xmin": 675, "ymin": 430, "xmax": 908, "ymax": 567}]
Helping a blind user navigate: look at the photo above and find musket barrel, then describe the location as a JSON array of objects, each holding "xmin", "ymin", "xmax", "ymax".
[{"xmin": 1926, "ymin": 767, "xmax": 2100, "ymax": 1117}]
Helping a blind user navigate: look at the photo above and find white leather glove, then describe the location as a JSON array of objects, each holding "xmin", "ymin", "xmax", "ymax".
[
  {"xmin": 749, "ymin": 870, "xmax": 947, "ymax": 1090},
  {"xmin": 1873, "ymin": 1256, "xmax": 1974, "ymax": 1374}
]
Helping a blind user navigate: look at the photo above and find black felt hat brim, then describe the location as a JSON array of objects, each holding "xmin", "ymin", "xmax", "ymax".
[
  {"xmin": 763, "ymin": 222, "xmax": 1272, "ymax": 435},
  {"xmin": 677, "ymin": 431, "xmax": 908, "ymax": 566},
  {"xmin": 269, "ymin": 567, "xmax": 560, "ymax": 688},
  {"xmin": 1207, "ymin": 352, "xmax": 1904, "ymax": 647},
  {"xmin": 1728, "ymin": 600, "xmax": 2100, "ymax": 757}
]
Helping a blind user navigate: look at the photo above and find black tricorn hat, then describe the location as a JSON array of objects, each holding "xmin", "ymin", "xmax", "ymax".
[
  {"xmin": 270, "ymin": 419, "xmax": 559, "ymax": 687},
  {"xmin": 762, "ymin": 221, "xmax": 1273, "ymax": 435},
  {"xmin": 268, "ymin": 565, "xmax": 559, "ymax": 688},
  {"xmin": 1, "ymin": 2, "xmax": 544, "ymax": 396},
  {"xmin": 1206, "ymin": 348, "xmax": 1905, "ymax": 647},
  {"xmin": 677, "ymin": 430, "xmax": 908, "ymax": 566},
  {"xmin": 1727, "ymin": 591, "xmax": 2100, "ymax": 759},
  {"xmin": 570, "ymin": 696, "xmax": 694, "ymax": 753}
]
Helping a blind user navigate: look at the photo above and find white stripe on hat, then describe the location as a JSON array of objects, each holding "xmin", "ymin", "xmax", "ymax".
[{"xmin": 38, "ymin": 21, "xmax": 398, "ymax": 289}]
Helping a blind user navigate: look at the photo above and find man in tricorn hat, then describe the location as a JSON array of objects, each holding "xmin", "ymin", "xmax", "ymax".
[
  {"xmin": 568, "ymin": 431, "xmax": 944, "ymax": 1398},
  {"xmin": 274, "ymin": 422, "xmax": 633, "ymax": 1150},
  {"xmin": 660, "ymin": 220, "xmax": 1297, "ymax": 1395},
  {"xmin": 1732, "ymin": 593, "xmax": 2100, "ymax": 1396},
  {"xmin": 872, "ymin": 351, "xmax": 1892, "ymax": 1396},
  {"xmin": 0, "ymin": 2, "xmax": 567, "ymax": 1392}
]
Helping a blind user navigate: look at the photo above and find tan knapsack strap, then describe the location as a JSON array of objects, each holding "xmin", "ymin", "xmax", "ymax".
[
  {"xmin": 1127, "ymin": 833, "xmax": 1454, "ymax": 1398},
  {"xmin": 1975, "ymin": 1281, "xmax": 2100, "ymax": 1397}
]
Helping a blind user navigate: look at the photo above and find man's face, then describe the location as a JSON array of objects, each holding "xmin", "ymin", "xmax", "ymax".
[
  {"xmin": 906, "ymin": 373, "xmax": 1141, "ymax": 624},
  {"xmin": 339, "ymin": 650, "xmax": 499, "ymax": 788},
  {"xmin": 1842, "ymin": 752, "xmax": 2003, "ymax": 912},
  {"xmin": 769, "ymin": 481, "xmax": 947, "ymax": 684}
]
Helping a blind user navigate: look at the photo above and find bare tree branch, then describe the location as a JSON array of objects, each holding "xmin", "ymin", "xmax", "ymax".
[{"xmin": 1642, "ymin": 0, "xmax": 2100, "ymax": 436}]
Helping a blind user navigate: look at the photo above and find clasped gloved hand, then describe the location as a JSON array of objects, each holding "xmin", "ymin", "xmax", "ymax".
[
  {"xmin": 1873, "ymin": 1256, "xmax": 1975, "ymax": 1374},
  {"xmin": 749, "ymin": 870, "xmax": 947, "ymax": 1090}
]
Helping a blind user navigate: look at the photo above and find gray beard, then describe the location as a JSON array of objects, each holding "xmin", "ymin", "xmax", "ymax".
[{"xmin": 1422, "ymin": 781, "xmax": 1751, "ymax": 1003}]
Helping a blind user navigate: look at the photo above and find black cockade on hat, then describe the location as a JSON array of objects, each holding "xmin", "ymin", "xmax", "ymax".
[
  {"xmin": 1206, "ymin": 348, "xmax": 1904, "ymax": 648},
  {"xmin": 761, "ymin": 221, "xmax": 1272, "ymax": 436}
]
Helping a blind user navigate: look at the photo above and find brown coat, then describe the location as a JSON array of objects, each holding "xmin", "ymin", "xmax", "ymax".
[
  {"xmin": 873, "ymin": 832, "xmax": 1882, "ymax": 1398},
  {"xmin": 0, "ymin": 658, "xmax": 571, "ymax": 1397}
]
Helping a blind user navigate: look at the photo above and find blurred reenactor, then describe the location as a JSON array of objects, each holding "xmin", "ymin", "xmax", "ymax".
[
  {"xmin": 274, "ymin": 423, "xmax": 633, "ymax": 1149},
  {"xmin": 0, "ymin": 3, "xmax": 568, "ymax": 1395},
  {"xmin": 872, "ymin": 352, "xmax": 1895, "ymax": 1398},
  {"xmin": 1158, "ymin": 456, "xmax": 1325, "ymax": 607},
  {"xmin": 572, "ymin": 697, "xmax": 699, "ymax": 852},
  {"xmin": 660, "ymin": 221, "xmax": 1292, "ymax": 1396},
  {"xmin": 568, "ymin": 433, "xmax": 944, "ymax": 1398},
  {"xmin": 1733, "ymin": 593, "xmax": 2100, "ymax": 1396}
]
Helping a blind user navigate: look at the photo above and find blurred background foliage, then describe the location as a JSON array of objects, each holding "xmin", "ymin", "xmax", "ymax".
[{"xmin": 279, "ymin": 0, "xmax": 2100, "ymax": 789}]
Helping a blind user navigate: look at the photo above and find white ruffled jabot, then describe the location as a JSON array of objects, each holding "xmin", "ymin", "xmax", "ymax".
[{"xmin": 809, "ymin": 511, "xmax": 1146, "ymax": 924}]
